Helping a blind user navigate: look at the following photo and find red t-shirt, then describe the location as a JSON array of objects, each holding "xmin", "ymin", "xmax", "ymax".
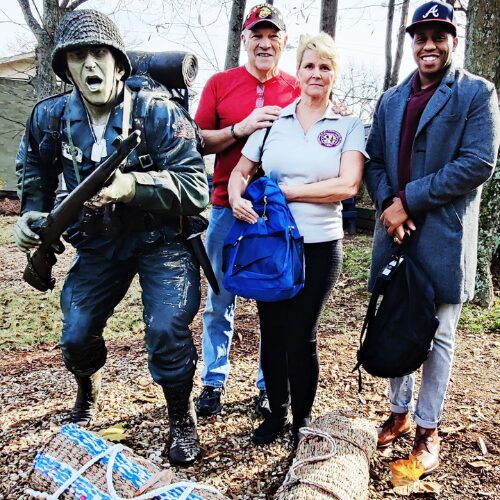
[{"xmin": 195, "ymin": 65, "xmax": 299, "ymax": 207}]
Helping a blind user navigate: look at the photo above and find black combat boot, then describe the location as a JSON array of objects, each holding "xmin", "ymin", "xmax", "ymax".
[
  {"xmin": 163, "ymin": 381, "xmax": 200, "ymax": 466},
  {"xmin": 70, "ymin": 369, "xmax": 102, "ymax": 426}
]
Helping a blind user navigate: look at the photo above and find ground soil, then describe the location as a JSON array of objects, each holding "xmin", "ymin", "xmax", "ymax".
[{"xmin": 0, "ymin": 211, "xmax": 498, "ymax": 499}]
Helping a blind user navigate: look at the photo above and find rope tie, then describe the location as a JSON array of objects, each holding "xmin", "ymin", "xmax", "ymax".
[{"xmin": 280, "ymin": 425, "xmax": 370, "ymax": 499}]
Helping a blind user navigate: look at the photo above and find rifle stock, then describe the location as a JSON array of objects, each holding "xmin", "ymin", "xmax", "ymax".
[{"xmin": 23, "ymin": 131, "xmax": 141, "ymax": 292}]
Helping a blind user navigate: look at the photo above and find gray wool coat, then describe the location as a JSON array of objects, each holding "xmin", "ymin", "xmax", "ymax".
[{"xmin": 365, "ymin": 65, "xmax": 500, "ymax": 304}]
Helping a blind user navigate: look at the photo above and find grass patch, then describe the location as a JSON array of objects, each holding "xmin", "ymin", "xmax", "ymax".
[
  {"xmin": 342, "ymin": 233, "xmax": 372, "ymax": 284},
  {"xmin": 459, "ymin": 298, "xmax": 500, "ymax": 335},
  {"xmin": 0, "ymin": 217, "xmax": 13, "ymax": 246},
  {"xmin": 0, "ymin": 278, "xmax": 144, "ymax": 350}
]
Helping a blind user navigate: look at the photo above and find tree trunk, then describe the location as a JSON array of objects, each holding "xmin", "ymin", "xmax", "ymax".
[
  {"xmin": 225, "ymin": 0, "xmax": 247, "ymax": 70},
  {"xmin": 18, "ymin": 0, "xmax": 87, "ymax": 100},
  {"xmin": 320, "ymin": 0, "xmax": 338, "ymax": 40},
  {"xmin": 464, "ymin": 0, "xmax": 500, "ymax": 307},
  {"xmin": 383, "ymin": 0, "xmax": 395, "ymax": 91},
  {"xmin": 389, "ymin": 0, "xmax": 409, "ymax": 87}
]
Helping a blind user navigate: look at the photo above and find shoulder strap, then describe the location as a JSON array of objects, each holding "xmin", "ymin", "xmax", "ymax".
[
  {"xmin": 20, "ymin": 92, "xmax": 70, "ymax": 211},
  {"xmin": 131, "ymin": 89, "xmax": 153, "ymax": 168},
  {"xmin": 261, "ymin": 126, "xmax": 271, "ymax": 154}
]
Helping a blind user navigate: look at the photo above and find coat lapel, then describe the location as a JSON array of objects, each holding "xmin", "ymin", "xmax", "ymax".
[
  {"xmin": 415, "ymin": 65, "xmax": 456, "ymax": 137},
  {"xmin": 385, "ymin": 73, "xmax": 413, "ymax": 189}
]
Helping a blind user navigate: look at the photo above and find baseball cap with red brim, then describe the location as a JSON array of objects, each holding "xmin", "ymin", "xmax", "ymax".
[
  {"xmin": 243, "ymin": 3, "xmax": 286, "ymax": 31},
  {"xmin": 406, "ymin": 1, "xmax": 457, "ymax": 36}
]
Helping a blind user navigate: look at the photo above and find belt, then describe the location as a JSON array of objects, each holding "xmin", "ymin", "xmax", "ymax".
[{"xmin": 80, "ymin": 205, "xmax": 181, "ymax": 237}]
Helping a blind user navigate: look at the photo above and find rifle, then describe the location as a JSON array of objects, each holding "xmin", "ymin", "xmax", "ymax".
[{"xmin": 23, "ymin": 131, "xmax": 141, "ymax": 292}]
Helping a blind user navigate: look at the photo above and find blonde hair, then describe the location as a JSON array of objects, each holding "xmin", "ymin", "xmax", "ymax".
[{"xmin": 296, "ymin": 32, "xmax": 338, "ymax": 74}]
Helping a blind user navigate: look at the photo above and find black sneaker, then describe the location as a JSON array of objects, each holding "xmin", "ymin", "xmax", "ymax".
[
  {"xmin": 195, "ymin": 386, "xmax": 224, "ymax": 416},
  {"xmin": 251, "ymin": 415, "xmax": 288, "ymax": 445},
  {"xmin": 255, "ymin": 389, "xmax": 271, "ymax": 418}
]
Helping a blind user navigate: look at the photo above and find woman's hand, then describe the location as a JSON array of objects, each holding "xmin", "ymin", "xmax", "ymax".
[{"xmin": 230, "ymin": 196, "xmax": 259, "ymax": 224}]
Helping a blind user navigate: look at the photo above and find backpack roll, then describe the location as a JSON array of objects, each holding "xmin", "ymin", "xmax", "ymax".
[
  {"xmin": 222, "ymin": 176, "xmax": 305, "ymax": 302},
  {"xmin": 355, "ymin": 246, "xmax": 439, "ymax": 379}
]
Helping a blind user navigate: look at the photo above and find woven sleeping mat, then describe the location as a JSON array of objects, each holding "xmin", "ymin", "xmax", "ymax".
[
  {"xmin": 27, "ymin": 424, "xmax": 227, "ymax": 499},
  {"xmin": 274, "ymin": 412, "xmax": 377, "ymax": 500}
]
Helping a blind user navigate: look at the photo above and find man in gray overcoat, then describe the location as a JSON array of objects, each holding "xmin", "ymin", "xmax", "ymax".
[{"xmin": 364, "ymin": 0, "xmax": 500, "ymax": 474}]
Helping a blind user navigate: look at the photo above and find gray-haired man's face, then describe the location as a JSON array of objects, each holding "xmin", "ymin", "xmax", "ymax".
[
  {"xmin": 242, "ymin": 26, "xmax": 287, "ymax": 73},
  {"xmin": 65, "ymin": 46, "xmax": 125, "ymax": 111}
]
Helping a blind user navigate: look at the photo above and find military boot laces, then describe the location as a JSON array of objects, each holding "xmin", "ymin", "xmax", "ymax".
[
  {"xmin": 163, "ymin": 383, "xmax": 201, "ymax": 466},
  {"xmin": 71, "ymin": 369, "xmax": 102, "ymax": 426}
]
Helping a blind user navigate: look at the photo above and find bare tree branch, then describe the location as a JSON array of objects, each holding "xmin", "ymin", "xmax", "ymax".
[
  {"xmin": 0, "ymin": 113, "xmax": 27, "ymax": 127},
  {"xmin": 66, "ymin": 0, "xmax": 90, "ymax": 10},
  {"xmin": 17, "ymin": 0, "xmax": 44, "ymax": 39}
]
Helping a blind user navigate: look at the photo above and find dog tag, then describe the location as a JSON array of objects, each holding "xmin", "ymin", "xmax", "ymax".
[{"xmin": 91, "ymin": 140, "xmax": 107, "ymax": 162}]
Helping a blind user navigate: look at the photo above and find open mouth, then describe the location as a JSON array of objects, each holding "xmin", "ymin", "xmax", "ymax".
[
  {"xmin": 85, "ymin": 75, "xmax": 103, "ymax": 91},
  {"xmin": 257, "ymin": 53, "xmax": 272, "ymax": 58}
]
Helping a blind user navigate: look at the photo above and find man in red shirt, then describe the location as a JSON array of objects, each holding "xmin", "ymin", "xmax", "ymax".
[{"xmin": 194, "ymin": 3, "xmax": 299, "ymax": 416}]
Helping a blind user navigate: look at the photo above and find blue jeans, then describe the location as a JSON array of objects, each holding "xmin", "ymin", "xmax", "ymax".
[
  {"xmin": 389, "ymin": 303, "xmax": 462, "ymax": 429},
  {"xmin": 201, "ymin": 205, "xmax": 265, "ymax": 389},
  {"xmin": 60, "ymin": 239, "xmax": 200, "ymax": 387}
]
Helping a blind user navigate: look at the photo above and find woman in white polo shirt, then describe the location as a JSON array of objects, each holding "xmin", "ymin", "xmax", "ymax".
[{"xmin": 228, "ymin": 32, "xmax": 368, "ymax": 445}]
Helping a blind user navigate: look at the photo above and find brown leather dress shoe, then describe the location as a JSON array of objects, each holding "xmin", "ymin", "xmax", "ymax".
[
  {"xmin": 377, "ymin": 411, "xmax": 411, "ymax": 448},
  {"xmin": 411, "ymin": 426, "xmax": 440, "ymax": 474}
]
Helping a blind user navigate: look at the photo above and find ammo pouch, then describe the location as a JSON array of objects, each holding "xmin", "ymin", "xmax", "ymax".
[{"xmin": 79, "ymin": 204, "xmax": 181, "ymax": 237}]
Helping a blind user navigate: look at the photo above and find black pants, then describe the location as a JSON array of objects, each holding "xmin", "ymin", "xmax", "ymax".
[{"xmin": 257, "ymin": 239, "xmax": 342, "ymax": 425}]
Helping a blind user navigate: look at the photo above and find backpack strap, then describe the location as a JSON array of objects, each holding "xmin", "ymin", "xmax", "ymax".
[
  {"xmin": 131, "ymin": 89, "xmax": 154, "ymax": 169},
  {"xmin": 19, "ymin": 91, "xmax": 70, "ymax": 212}
]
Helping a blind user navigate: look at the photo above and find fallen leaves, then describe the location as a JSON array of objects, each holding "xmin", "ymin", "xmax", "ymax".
[
  {"xmin": 389, "ymin": 457, "xmax": 441, "ymax": 496},
  {"xmin": 476, "ymin": 434, "xmax": 488, "ymax": 455},
  {"xmin": 390, "ymin": 456, "xmax": 425, "ymax": 485},
  {"xmin": 99, "ymin": 423, "xmax": 128, "ymax": 442}
]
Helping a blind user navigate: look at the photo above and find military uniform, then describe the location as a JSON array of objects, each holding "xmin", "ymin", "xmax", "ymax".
[
  {"xmin": 18, "ymin": 84, "xmax": 208, "ymax": 383},
  {"xmin": 15, "ymin": 9, "xmax": 208, "ymax": 466}
]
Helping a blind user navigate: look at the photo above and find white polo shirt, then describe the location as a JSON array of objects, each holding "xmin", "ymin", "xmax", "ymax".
[{"xmin": 242, "ymin": 99, "xmax": 369, "ymax": 243}]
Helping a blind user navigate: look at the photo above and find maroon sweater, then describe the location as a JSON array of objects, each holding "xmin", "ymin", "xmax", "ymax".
[{"xmin": 397, "ymin": 73, "xmax": 440, "ymax": 214}]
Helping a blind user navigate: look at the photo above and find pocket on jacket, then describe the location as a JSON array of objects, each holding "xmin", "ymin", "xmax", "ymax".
[{"xmin": 443, "ymin": 203, "xmax": 463, "ymax": 230}]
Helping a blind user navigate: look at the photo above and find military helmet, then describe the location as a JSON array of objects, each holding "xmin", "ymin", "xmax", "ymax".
[{"xmin": 51, "ymin": 9, "xmax": 132, "ymax": 84}]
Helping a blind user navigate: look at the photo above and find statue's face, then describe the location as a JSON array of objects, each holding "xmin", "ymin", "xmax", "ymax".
[{"xmin": 65, "ymin": 46, "xmax": 124, "ymax": 112}]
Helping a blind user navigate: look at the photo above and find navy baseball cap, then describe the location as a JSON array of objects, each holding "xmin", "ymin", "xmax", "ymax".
[
  {"xmin": 243, "ymin": 3, "xmax": 286, "ymax": 31},
  {"xmin": 406, "ymin": 1, "xmax": 457, "ymax": 37}
]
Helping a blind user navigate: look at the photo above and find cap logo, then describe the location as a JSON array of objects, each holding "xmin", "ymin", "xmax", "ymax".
[
  {"xmin": 258, "ymin": 6, "xmax": 272, "ymax": 18},
  {"xmin": 422, "ymin": 5, "xmax": 440, "ymax": 18}
]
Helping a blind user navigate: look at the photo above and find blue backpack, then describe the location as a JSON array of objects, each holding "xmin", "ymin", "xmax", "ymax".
[{"xmin": 222, "ymin": 176, "xmax": 305, "ymax": 302}]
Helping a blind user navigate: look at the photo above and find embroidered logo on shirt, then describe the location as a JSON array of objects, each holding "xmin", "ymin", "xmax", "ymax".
[
  {"xmin": 172, "ymin": 118, "xmax": 196, "ymax": 140},
  {"xmin": 318, "ymin": 130, "xmax": 342, "ymax": 148}
]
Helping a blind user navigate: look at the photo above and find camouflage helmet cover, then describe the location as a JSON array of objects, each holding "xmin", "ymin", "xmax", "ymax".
[{"xmin": 51, "ymin": 9, "xmax": 132, "ymax": 84}]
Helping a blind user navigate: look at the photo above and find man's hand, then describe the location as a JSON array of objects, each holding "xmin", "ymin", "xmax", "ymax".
[
  {"xmin": 380, "ymin": 197, "xmax": 416, "ymax": 240},
  {"xmin": 234, "ymin": 106, "xmax": 282, "ymax": 138},
  {"xmin": 13, "ymin": 211, "xmax": 48, "ymax": 253},
  {"xmin": 85, "ymin": 169, "xmax": 135, "ymax": 209},
  {"xmin": 331, "ymin": 98, "xmax": 352, "ymax": 116}
]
